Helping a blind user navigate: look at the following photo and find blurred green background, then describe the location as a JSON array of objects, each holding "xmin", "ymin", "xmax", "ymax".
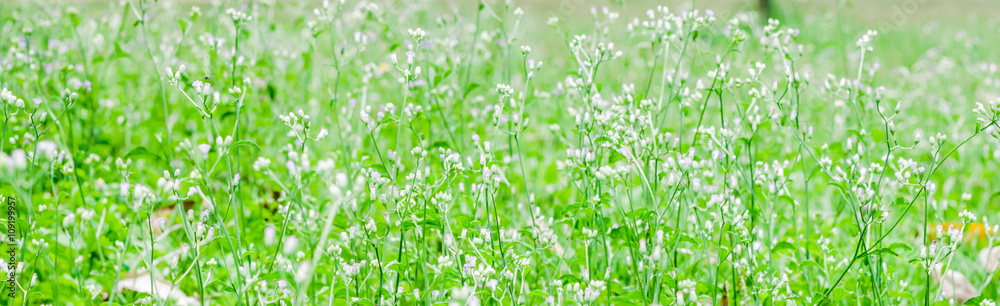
[{"xmin": 466, "ymin": 0, "xmax": 1000, "ymax": 77}]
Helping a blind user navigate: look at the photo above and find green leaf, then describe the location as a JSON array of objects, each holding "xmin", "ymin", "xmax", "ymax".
[
  {"xmin": 557, "ymin": 274, "xmax": 581, "ymax": 285},
  {"xmin": 798, "ymin": 260, "xmax": 821, "ymax": 270},
  {"xmin": 528, "ymin": 290, "xmax": 549, "ymax": 298},
  {"xmin": 889, "ymin": 290, "xmax": 915, "ymax": 303},
  {"xmin": 980, "ymin": 271, "xmax": 1000, "ymax": 300},
  {"xmin": 888, "ymin": 242, "xmax": 912, "ymax": 252},
  {"xmin": 433, "ymin": 74, "xmax": 443, "ymax": 87},
  {"xmin": 113, "ymin": 42, "xmax": 129, "ymax": 59},
  {"xmin": 69, "ymin": 11, "xmax": 81, "ymax": 27},
  {"xmin": 778, "ymin": 195, "xmax": 796, "ymax": 207},
  {"xmin": 231, "ymin": 140, "xmax": 262, "ymax": 152},
  {"xmin": 964, "ymin": 296, "xmax": 985, "ymax": 305},
  {"xmin": 771, "ymin": 241, "xmax": 796, "ymax": 255},
  {"xmin": 464, "ymin": 83, "xmax": 480, "ymax": 98},
  {"xmin": 846, "ymin": 128, "xmax": 865, "ymax": 141},
  {"xmin": 123, "ymin": 146, "xmax": 164, "ymax": 164},
  {"xmin": 831, "ymin": 287, "xmax": 850, "ymax": 301}
]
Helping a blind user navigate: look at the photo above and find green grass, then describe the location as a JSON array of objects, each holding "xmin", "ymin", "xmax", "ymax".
[{"xmin": 1, "ymin": 0, "xmax": 1000, "ymax": 305}]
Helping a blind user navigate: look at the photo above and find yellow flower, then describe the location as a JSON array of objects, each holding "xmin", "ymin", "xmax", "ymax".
[{"xmin": 927, "ymin": 222, "xmax": 997, "ymax": 243}]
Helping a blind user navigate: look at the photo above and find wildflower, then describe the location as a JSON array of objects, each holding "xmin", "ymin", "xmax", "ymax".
[
  {"xmin": 283, "ymin": 236, "xmax": 299, "ymax": 255},
  {"xmin": 856, "ymin": 30, "xmax": 878, "ymax": 51},
  {"xmin": 264, "ymin": 226, "xmax": 277, "ymax": 246},
  {"xmin": 407, "ymin": 28, "xmax": 426, "ymax": 42}
]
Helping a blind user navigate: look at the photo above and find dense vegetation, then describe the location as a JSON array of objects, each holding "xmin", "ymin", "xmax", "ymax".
[{"xmin": 2, "ymin": 0, "xmax": 1000, "ymax": 305}]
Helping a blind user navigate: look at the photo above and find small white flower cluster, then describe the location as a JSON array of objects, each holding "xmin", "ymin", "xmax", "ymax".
[
  {"xmin": 566, "ymin": 279, "xmax": 606, "ymax": 304},
  {"xmin": 407, "ymin": 28, "xmax": 426, "ymax": 43},
  {"xmin": 856, "ymin": 29, "xmax": 878, "ymax": 51},
  {"xmin": 164, "ymin": 65, "xmax": 185, "ymax": 86},
  {"xmin": 1, "ymin": 87, "xmax": 25, "ymax": 108},
  {"xmin": 226, "ymin": 8, "xmax": 253, "ymax": 24},
  {"xmin": 279, "ymin": 109, "xmax": 326, "ymax": 141},
  {"xmin": 675, "ymin": 279, "xmax": 698, "ymax": 305},
  {"xmin": 10, "ymin": 1, "xmax": 1000, "ymax": 305}
]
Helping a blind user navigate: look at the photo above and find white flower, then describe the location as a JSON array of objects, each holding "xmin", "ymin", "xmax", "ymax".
[
  {"xmin": 36, "ymin": 140, "xmax": 58, "ymax": 159},
  {"xmin": 196, "ymin": 144, "xmax": 211, "ymax": 156},
  {"xmin": 263, "ymin": 226, "xmax": 276, "ymax": 246},
  {"xmin": 226, "ymin": 8, "xmax": 252, "ymax": 23},
  {"xmin": 496, "ymin": 83, "xmax": 513, "ymax": 97},
  {"xmin": 407, "ymin": 28, "xmax": 426, "ymax": 42},
  {"xmin": 283, "ymin": 236, "xmax": 299, "ymax": 255},
  {"xmin": 294, "ymin": 261, "xmax": 313, "ymax": 284},
  {"xmin": 960, "ymin": 210, "xmax": 976, "ymax": 223},
  {"xmin": 343, "ymin": 262, "xmax": 363, "ymax": 276},
  {"xmin": 253, "ymin": 157, "xmax": 272, "ymax": 171},
  {"xmin": 856, "ymin": 30, "xmax": 877, "ymax": 51},
  {"xmin": 62, "ymin": 214, "xmax": 75, "ymax": 228}
]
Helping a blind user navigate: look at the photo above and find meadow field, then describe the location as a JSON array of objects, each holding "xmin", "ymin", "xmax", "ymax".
[{"xmin": 2, "ymin": 0, "xmax": 1000, "ymax": 305}]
